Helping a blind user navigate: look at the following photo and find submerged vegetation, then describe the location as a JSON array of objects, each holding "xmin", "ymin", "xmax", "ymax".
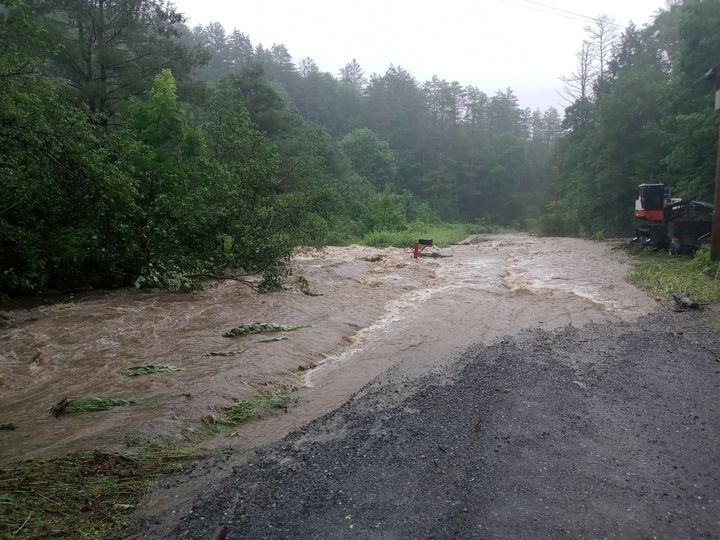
[
  {"xmin": 257, "ymin": 336, "xmax": 290, "ymax": 343},
  {"xmin": 0, "ymin": 448, "xmax": 196, "ymax": 538},
  {"xmin": 50, "ymin": 397, "xmax": 135, "ymax": 417},
  {"xmin": 627, "ymin": 248, "xmax": 720, "ymax": 302},
  {"xmin": 215, "ymin": 388, "xmax": 295, "ymax": 429},
  {"xmin": 206, "ymin": 349, "xmax": 247, "ymax": 357},
  {"xmin": 223, "ymin": 322, "xmax": 304, "ymax": 338},
  {"xmin": 125, "ymin": 364, "xmax": 182, "ymax": 376}
]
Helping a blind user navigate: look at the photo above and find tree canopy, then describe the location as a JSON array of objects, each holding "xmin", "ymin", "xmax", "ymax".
[
  {"xmin": 2, "ymin": 0, "xmax": 716, "ymax": 298},
  {"xmin": 540, "ymin": 0, "xmax": 720, "ymax": 237}
]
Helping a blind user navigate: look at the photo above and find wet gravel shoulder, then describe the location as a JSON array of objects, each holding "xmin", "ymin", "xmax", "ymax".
[{"xmin": 143, "ymin": 307, "xmax": 720, "ymax": 539}]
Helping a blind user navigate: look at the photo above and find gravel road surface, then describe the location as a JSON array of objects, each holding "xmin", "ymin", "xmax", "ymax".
[{"xmin": 144, "ymin": 307, "xmax": 720, "ymax": 539}]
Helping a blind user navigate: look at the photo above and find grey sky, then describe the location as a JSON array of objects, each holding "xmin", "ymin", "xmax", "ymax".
[{"xmin": 171, "ymin": 0, "xmax": 668, "ymax": 111}]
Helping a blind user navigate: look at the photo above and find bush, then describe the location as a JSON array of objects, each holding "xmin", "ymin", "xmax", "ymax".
[
  {"xmin": 688, "ymin": 247, "xmax": 720, "ymax": 280},
  {"xmin": 361, "ymin": 222, "xmax": 505, "ymax": 248},
  {"xmin": 535, "ymin": 212, "xmax": 579, "ymax": 236}
]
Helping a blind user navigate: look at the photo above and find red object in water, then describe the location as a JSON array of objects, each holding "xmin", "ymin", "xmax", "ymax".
[{"xmin": 413, "ymin": 241, "xmax": 419, "ymax": 259}]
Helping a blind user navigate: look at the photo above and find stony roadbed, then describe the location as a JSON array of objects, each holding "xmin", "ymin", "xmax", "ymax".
[{"xmin": 141, "ymin": 307, "xmax": 720, "ymax": 539}]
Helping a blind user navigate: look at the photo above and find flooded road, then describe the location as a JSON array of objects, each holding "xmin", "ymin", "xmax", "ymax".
[{"xmin": 0, "ymin": 234, "xmax": 655, "ymax": 465}]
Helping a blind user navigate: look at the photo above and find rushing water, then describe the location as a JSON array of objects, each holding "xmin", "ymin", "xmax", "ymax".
[{"xmin": 0, "ymin": 235, "xmax": 655, "ymax": 464}]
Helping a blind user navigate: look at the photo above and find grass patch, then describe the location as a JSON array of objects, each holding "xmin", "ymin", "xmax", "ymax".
[
  {"xmin": 50, "ymin": 397, "xmax": 135, "ymax": 417},
  {"xmin": 206, "ymin": 349, "xmax": 247, "ymax": 357},
  {"xmin": 215, "ymin": 388, "xmax": 294, "ymax": 429},
  {"xmin": 223, "ymin": 322, "xmax": 303, "ymax": 338},
  {"xmin": 0, "ymin": 448, "xmax": 197, "ymax": 538},
  {"xmin": 627, "ymin": 249, "xmax": 720, "ymax": 302},
  {"xmin": 125, "ymin": 364, "xmax": 181, "ymax": 376},
  {"xmin": 360, "ymin": 222, "xmax": 506, "ymax": 248}
]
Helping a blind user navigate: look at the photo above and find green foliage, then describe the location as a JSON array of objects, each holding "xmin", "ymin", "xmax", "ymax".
[
  {"xmin": 2, "ymin": 0, "xmax": 566, "ymax": 299},
  {"xmin": 579, "ymin": 225, "xmax": 607, "ymax": 241},
  {"xmin": 50, "ymin": 397, "xmax": 135, "ymax": 417},
  {"xmin": 223, "ymin": 322, "xmax": 304, "ymax": 337},
  {"xmin": 535, "ymin": 210, "xmax": 580, "ymax": 236},
  {"xmin": 627, "ymin": 249, "xmax": 720, "ymax": 302},
  {"xmin": 546, "ymin": 1, "xmax": 720, "ymax": 236},
  {"xmin": 688, "ymin": 247, "xmax": 720, "ymax": 280},
  {"xmin": 215, "ymin": 389, "xmax": 294, "ymax": 428},
  {"xmin": 363, "ymin": 190, "xmax": 408, "ymax": 232},
  {"xmin": 361, "ymin": 222, "xmax": 503, "ymax": 248},
  {"xmin": 134, "ymin": 262, "xmax": 201, "ymax": 292},
  {"xmin": 0, "ymin": 448, "xmax": 196, "ymax": 538},
  {"xmin": 125, "ymin": 364, "xmax": 182, "ymax": 376},
  {"xmin": 340, "ymin": 128, "xmax": 398, "ymax": 190},
  {"xmin": 36, "ymin": 0, "xmax": 201, "ymax": 117},
  {"xmin": 296, "ymin": 275, "xmax": 320, "ymax": 296}
]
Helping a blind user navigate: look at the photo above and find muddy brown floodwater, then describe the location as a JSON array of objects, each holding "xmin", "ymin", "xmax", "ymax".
[{"xmin": 0, "ymin": 234, "xmax": 655, "ymax": 469}]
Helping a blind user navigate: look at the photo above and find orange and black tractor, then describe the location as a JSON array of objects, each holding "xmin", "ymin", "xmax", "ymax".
[{"xmin": 633, "ymin": 183, "xmax": 713, "ymax": 255}]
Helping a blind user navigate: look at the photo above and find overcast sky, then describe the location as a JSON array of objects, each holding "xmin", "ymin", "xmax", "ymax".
[{"xmin": 171, "ymin": 0, "xmax": 668, "ymax": 111}]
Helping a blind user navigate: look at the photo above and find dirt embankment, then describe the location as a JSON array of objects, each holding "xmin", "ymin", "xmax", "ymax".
[{"xmin": 0, "ymin": 235, "xmax": 654, "ymax": 466}]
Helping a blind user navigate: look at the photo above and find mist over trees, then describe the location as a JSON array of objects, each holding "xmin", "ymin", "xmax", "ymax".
[
  {"xmin": 1, "ymin": 0, "xmax": 717, "ymax": 298},
  {"xmin": 188, "ymin": 22, "xmax": 562, "ymax": 222}
]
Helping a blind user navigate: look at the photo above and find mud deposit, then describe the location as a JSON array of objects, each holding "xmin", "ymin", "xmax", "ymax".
[
  {"xmin": 0, "ymin": 234, "xmax": 653, "ymax": 466},
  {"xmin": 145, "ymin": 308, "xmax": 720, "ymax": 539}
]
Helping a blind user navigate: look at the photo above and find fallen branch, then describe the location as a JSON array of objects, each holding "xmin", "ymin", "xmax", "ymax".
[{"xmin": 14, "ymin": 512, "xmax": 32, "ymax": 535}]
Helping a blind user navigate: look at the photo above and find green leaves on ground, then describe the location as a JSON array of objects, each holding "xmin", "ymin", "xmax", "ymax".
[
  {"xmin": 223, "ymin": 323, "xmax": 303, "ymax": 338},
  {"xmin": 215, "ymin": 389, "xmax": 294, "ymax": 429},
  {"xmin": 125, "ymin": 364, "xmax": 182, "ymax": 376},
  {"xmin": 0, "ymin": 448, "xmax": 196, "ymax": 538},
  {"xmin": 207, "ymin": 349, "xmax": 247, "ymax": 357},
  {"xmin": 50, "ymin": 397, "xmax": 134, "ymax": 417}
]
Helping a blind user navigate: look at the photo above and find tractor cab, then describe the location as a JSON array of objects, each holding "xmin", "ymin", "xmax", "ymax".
[
  {"xmin": 633, "ymin": 183, "xmax": 712, "ymax": 254},
  {"xmin": 634, "ymin": 184, "xmax": 679, "ymax": 222}
]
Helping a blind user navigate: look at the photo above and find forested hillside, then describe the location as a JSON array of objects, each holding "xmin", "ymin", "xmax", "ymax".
[
  {"xmin": 542, "ymin": 0, "xmax": 720, "ymax": 237},
  {"xmin": 0, "ymin": 0, "xmax": 559, "ymax": 298},
  {"xmin": 1, "ymin": 0, "xmax": 718, "ymax": 299}
]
